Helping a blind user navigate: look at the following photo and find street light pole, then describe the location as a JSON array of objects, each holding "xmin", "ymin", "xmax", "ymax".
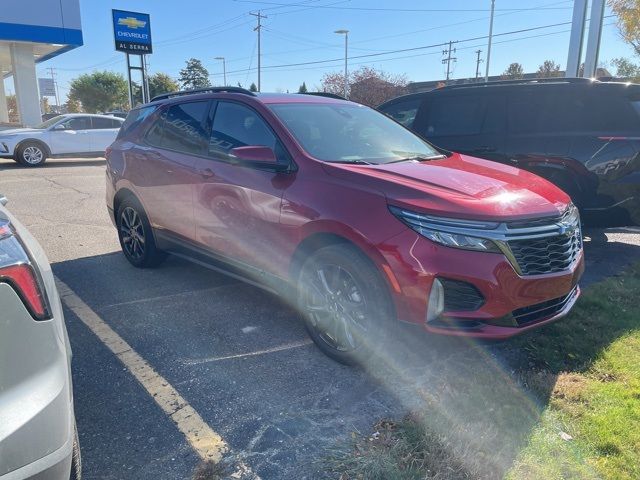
[
  {"xmin": 335, "ymin": 29, "xmax": 349, "ymax": 98},
  {"xmin": 215, "ymin": 56, "xmax": 226, "ymax": 86},
  {"xmin": 484, "ymin": 0, "xmax": 495, "ymax": 82}
]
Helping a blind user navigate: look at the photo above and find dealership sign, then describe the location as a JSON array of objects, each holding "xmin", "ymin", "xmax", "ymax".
[
  {"xmin": 38, "ymin": 78, "xmax": 56, "ymax": 97},
  {"xmin": 112, "ymin": 9, "xmax": 152, "ymax": 54}
]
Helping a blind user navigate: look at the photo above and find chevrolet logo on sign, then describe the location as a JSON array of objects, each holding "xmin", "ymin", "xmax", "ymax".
[{"xmin": 118, "ymin": 17, "xmax": 147, "ymax": 29}]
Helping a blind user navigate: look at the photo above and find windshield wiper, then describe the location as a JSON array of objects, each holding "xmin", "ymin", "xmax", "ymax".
[
  {"xmin": 331, "ymin": 159, "xmax": 374, "ymax": 165},
  {"xmin": 388, "ymin": 154, "xmax": 447, "ymax": 163}
]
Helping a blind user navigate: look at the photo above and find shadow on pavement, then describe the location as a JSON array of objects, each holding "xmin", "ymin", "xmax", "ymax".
[{"xmin": 0, "ymin": 158, "xmax": 105, "ymax": 170}]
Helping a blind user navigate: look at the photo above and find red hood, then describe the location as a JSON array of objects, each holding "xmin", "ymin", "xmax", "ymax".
[{"xmin": 323, "ymin": 153, "xmax": 570, "ymax": 221}]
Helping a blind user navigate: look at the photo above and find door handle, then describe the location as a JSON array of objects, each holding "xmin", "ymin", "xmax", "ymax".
[{"xmin": 199, "ymin": 168, "xmax": 215, "ymax": 179}]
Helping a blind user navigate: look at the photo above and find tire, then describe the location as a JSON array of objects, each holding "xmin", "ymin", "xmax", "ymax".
[
  {"xmin": 297, "ymin": 244, "xmax": 395, "ymax": 365},
  {"xmin": 116, "ymin": 196, "xmax": 166, "ymax": 268},
  {"xmin": 15, "ymin": 141, "xmax": 48, "ymax": 167},
  {"xmin": 70, "ymin": 423, "xmax": 81, "ymax": 480}
]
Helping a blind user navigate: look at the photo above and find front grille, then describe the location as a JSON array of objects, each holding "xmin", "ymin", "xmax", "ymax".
[
  {"xmin": 512, "ymin": 286, "xmax": 578, "ymax": 326},
  {"xmin": 507, "ymin": 229, "xmax": 582, "ymax": 275},
  {"xmin": 440, "ymin": 278, "xmax": 485, "ymax": 311}
]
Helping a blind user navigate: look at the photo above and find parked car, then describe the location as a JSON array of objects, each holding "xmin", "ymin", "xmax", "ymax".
[
  {"xmin": 378, "ymin": 78, "xmax": 640, "ymax": 226},
  {"xmin": 0, "ymin": 194, "xmax": 81, "ymax": 479},
  {"xmin": 106, "ymin": 87, "xmax": 583, "ymax": 364},
  {"xmin": 0, "ymin": 113, "xmax": 124, "ymax": 167}
]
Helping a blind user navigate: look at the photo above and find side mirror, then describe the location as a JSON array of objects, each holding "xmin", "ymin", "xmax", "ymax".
[
  {"xmin": 53, "ymin": 124, "xmax": 66, "ymax": 131},
  {"xmin": 230, "ymin": 146, "xmax": 277, "ymax": 165},
  {"xmin": 0, "ymin": 194, "xmax": 7, "ymax": 206}
]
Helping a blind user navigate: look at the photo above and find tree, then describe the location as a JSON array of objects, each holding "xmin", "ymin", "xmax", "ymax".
[
  {"xmin": 178, "ymin": 58, "xmax": 210, "ymax": 90},
  {"xmin": 41, "ymin": 97, "xmax": 50, "ymax": 114},
  {"xmin": 320, "ymin": 66, "xmax": 407, "ymax": 107},
  {"xmin": 609, "ymin": 0, "xmax": 640, "ymax": 56},
  {"xmin": 536, "ymin": 60, "xmax": 561, "ymax": 78},
  {"xmin": 610, "ymin": 57, "xmax": 640, "ymax": 81},
  {"xmin": 65, "ymin": 97, "xmax": 82, "ymax": 113},
  {"xmin": 148, "ymin": 73, "xmax": 179, "ymax": 99},
  {"xmin": 298, "ymin": 82, "xmax": 308, "ymax": 93},
  {"xmin": 502, "ymin": 62, "xmax": 525, "ymax": 80},
  {"xmin": 6, "ymin": 94, "xmax": 18, "ymax": 122},
  {"xmin": 68, "ymin": 71, "xmax": 128, "ymax": 113},
  {"xmin": 249, "ymin": 82, "xmax": 258, "ymax": 92}
]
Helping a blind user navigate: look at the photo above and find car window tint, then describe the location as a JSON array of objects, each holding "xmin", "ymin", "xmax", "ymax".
[
  {"xmin": 209, "ymin": 101, "xmax": 277, "ymax": 159},
  {"xmin": 380, "ymin": 98, "xmax": 421, "ymax": 126},
  {"xmin": 119, "ymin": 106, "xmax": 156, "ymax": 139},
  {"xmin": 482, "ymin": 95, "xmax": 506, "ymax": 134},
  {"xmin": 426, "ymin": 95, "xmax": 485, "ymax": 136},
  {"xmin": 507, "ymin": 92, "xmax": 553, "ymax": 134},
  {"xmin": 92, "ymin": 117, "xmax": 121, "ymax": 129},
  {"xmin": 161, "ymin": 101, "xmax": 210, "ymax": 155},
  {"xmin": 61, "ymin": 116, "xmax": 92, "ymax": 130}
]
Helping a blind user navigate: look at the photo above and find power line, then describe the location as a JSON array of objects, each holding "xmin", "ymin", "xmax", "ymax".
[{"xmin": 234, "ymin": 0, "xmax": 572, "ymax": 12}]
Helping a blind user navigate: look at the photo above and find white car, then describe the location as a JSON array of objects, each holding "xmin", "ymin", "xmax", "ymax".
[{"xmin": 0, "ymin": 114, "xmax": 124, "ymax": 167}]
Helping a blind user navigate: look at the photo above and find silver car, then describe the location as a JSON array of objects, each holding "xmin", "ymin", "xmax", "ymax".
[{"xmin": 0, "ymin": 194, "xmax": 80, "ymax": 479}]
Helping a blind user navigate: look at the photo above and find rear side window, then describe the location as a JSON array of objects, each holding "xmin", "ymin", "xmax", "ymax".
[
  {"xmin": 118, "ymin": 106, "xmax": 156, "ymax": 139},
  {"xmin": 146, "ymin": 101, "xmax": 210, "ymax": 155},
  {"xmin": 59, "ymin": 116, "xmax": 92, "ymax": 130},
  {"xmin": 379, "ymin": 98, "xmax": 421, "ymax": 126},
  {"xmin": 507, "ymin": 92, "xmax": 553, "ymax": 134},
  {"xmin": 209, "ymin": 101, "xmax": 277, "ymax": 158},
  {"xmin": 424, "ymin": 95, "xmax": 485, "ymax": 136},
  {"xmin": 91, "ymin": 117, "xmax": 122, "ymax": 129}
]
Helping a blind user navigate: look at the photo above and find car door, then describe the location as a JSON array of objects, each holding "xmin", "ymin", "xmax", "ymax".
[
  {"xmin": 131, "ymin": 101, "xmax": 209, "ymax": 241},
  {"xmin": 192, "ymin": 100, "xmax": 291, "ymax": 274},
  {"xmin": 413, "ymin": 92, "xmax": 506, "ymax": 162},
  {"xmin": 89, "ymin": 116, "xmax": 123, "ymax": 154},
  {"xmin": 48, "ymin": 116, "xmax": 93, "ymax": 154}
]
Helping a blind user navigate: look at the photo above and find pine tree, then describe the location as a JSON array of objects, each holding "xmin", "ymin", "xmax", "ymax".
[
  {"xmin": 178, "ymin": 58, "xmax": 211, "ymax": 90},
  {"xmin": 298, "ymin": 82, "xmax": 308, "ymax": 93}
]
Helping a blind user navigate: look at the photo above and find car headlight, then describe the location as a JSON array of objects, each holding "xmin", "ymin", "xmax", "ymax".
[{"xmin": 389, "ymin": 206, "xmax": 502, "ymax": 253}]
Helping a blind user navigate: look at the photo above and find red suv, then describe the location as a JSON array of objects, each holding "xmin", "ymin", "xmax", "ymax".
[{"xmin": 106, "ymin": 87, "xmax": 584, "ymax": 364}]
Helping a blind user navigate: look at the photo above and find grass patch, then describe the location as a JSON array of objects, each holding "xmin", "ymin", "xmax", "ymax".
[{"xmin": 328, "ymin": 264, "xmax": 640, "ymax": 480}]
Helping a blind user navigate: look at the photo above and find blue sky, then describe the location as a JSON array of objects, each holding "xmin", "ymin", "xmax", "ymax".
[{"xmin": 29, "ymin": 0, "xmax": 639, "ymax": 101}]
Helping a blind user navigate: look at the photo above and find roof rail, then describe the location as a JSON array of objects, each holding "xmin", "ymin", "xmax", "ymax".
[
  {"xmin": 150, "ymin": 86, "xmax": 256, "ymax": 103},
  {"xmin": 300, "ymin": 92, "xmax": 346, "ymax": 100},
  {"xmin": 439, "ymin": 77, "xmax": 597, "ymax": 91}
]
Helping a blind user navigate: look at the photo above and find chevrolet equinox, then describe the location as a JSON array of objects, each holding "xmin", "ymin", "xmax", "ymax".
[{"xmin": 106, "ymin": 87, "xmax": 584, "ymax": 364}]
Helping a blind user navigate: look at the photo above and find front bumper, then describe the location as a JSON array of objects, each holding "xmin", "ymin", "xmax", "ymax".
[{"xmin": 380, "ymin": 230, "xmax": 585, "ymax": 338}]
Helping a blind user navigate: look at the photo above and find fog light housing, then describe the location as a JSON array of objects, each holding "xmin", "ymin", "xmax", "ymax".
[{"xmin": 426, "ymin": 278, "xmax": 445, "ymax": 323}]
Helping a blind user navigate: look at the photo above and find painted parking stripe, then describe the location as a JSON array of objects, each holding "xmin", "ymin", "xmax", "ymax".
[
  {"xmin": 56, "ymin": 278, "xmax": 230, "ymax": 464},
  {"xmin": 184, "ymin": 340, "xmax": 314, "ymax": 365}
]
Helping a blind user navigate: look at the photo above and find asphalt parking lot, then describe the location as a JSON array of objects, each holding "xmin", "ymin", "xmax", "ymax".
[{"xmin": 2, "ymin": 157, "xmax": 640, "ymax": 479}]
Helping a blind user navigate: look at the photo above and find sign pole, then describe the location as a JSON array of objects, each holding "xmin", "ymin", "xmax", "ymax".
[
  {"xmin": 143, "ymin": 55, "xmax": 150, "ymax": 103},
  {"xmin": 125, "ymin": 53, "xmax": 133, "ymax": 109}
]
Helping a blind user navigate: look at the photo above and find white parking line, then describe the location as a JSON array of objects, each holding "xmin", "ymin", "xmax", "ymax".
[
  {"xmin": 55, "ymin": 277, "xmax": 242, "ymax": 468},
  {"xmin": 184, "ymin": 340, "xmax": 314, "ymax": 365}
]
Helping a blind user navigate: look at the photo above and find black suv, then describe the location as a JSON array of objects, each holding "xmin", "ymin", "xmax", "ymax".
[{"xmin": 379, "ymin": 78, "xmax": 640, "ymax": 226}]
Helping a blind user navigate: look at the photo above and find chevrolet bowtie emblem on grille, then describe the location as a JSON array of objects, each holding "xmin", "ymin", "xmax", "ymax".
[
  {"xmin": 118, "ymin": 17, "xmax": 146, "ymax": 29},
  {"xmin": 557, "ymin": 222, "xmax": 574, "ymax": 235}
]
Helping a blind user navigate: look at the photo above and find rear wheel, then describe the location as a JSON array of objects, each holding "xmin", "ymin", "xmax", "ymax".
[
  {"xmin": 297, "ymin": 244, "xmax": 395, "ymax": 365},
  {"xmin": 116, "ymin": 197, "xmax": 166, "ymax": 268},
  {"xmin": 16, "ymin": 141, "xmax": 47, "ymax": 167}
]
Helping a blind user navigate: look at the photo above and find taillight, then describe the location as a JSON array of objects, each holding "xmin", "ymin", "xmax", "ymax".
[{"xmin": 0, "ymin": 219, "xmax": 52, "ymax": 320}]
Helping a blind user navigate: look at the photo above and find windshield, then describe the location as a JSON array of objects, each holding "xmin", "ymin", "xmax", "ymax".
[
  {"xmin": 269, "ymin": 103, "xmax": 440, "ymax": 164},
  {"xmin": 35, "ymin": 115, "xmax": 66, "ymax": 129}
]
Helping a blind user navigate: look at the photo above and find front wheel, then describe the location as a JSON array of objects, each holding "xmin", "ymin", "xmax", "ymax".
[
  {"xmin": 297, "ymin": 244, "xmax": 395, "ymax": 365},
  {"xmin": 16, "ymin": 142, "xmax": 47, "ymax": 167},
  {"xmin": 116, "ymin": 197, "xmax": 166, "ymax": 268}
]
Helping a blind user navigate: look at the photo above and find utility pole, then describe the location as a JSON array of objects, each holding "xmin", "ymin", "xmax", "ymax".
[
  {"xmin": 335, "ymin": 29, "xmax": 349, "ymax": 98},
  {"xmin": 475, "ymin": 50, "xmax": 484, "ymax": 81},
  {"xmin": 46, "ymin": 67, "xmax": 60, "ymax": 110},
  {"xmin": 250, "ymin": 11, "xmax": 267, "ymax": 92},
  {"xmin": 485, "ymin": 0, "xmax": 495, "ymax": 82},
  {"xmin": 442, "ymin": 40, "xmax": 457, "ymax": 81}
]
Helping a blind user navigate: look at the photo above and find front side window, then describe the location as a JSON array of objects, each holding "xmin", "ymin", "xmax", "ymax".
[
  {"xmin": 37, "ymin": 116, "xmax": 65, "ymax": 129},
  {"xmin": 269, "ymin": 103, "xmax": 439, "ymax": 164},
  {"xmin": 160, "ymin": 101, "xmax": 210, "ymax": 155},
  {"xmin": 59, "ymin": 116, "xmax": 92, "ymax": 131},
  {"xmin": 379, "ymin": 98, "xmax": 421, "ymax": 127},
  {"xmin": 209, "ymin": 101, "xmax": 278, "ymax": 159}
]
